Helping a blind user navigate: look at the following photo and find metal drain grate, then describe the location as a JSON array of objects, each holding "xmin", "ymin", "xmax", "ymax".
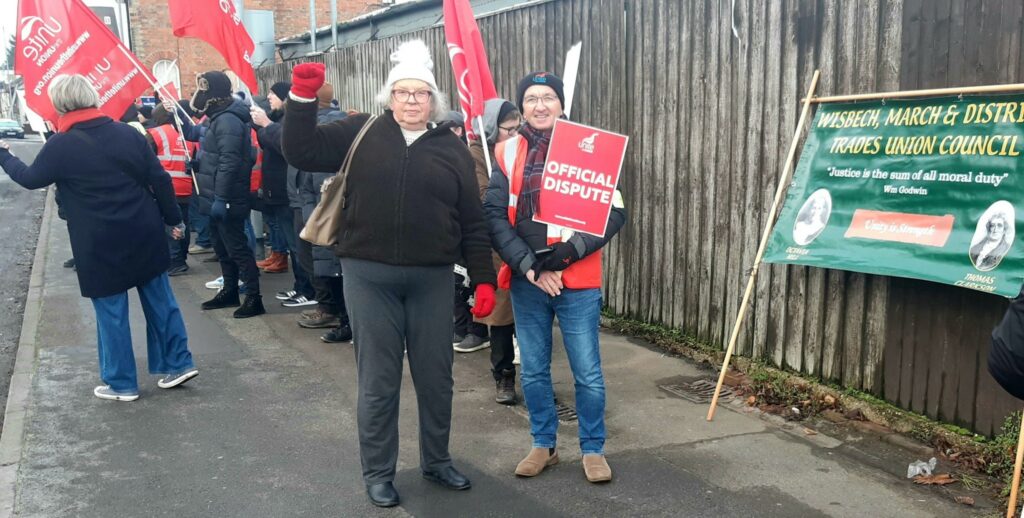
[
  {"xmin": 555, "ymin": 402, "xmax": 578, "ymax": 422},
  {"xmin": 658, "ymin": 379, "xmax": 735, "ymax": 404}
]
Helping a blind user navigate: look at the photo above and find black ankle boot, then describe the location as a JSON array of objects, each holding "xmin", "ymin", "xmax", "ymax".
[
  {"xmin": 233, "ymin": 294, "xmax": 265, "ymax": 318},
  {"xmin": 201, "ymin": 289, "xmax": 240, "ymax": 310},
  {"xmin": 495, "ymin": 369, "xmax": 517, "ymax": 405}
]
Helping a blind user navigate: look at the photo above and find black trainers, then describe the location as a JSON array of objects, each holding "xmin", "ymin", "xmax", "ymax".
[
  {"xmin": 321, "ymin": 324, "xmax": 353, "ymax": 343},
  {"xmin": 201, "ymin": 289, "xmax": 240, "ymax": 310},
  {"xmin": 234, "ymin": 295, "xmax": 266, "ymax": 318},
  {"xmin": 167, "ymin": 264, "xmax": 189, "ymax": 276},
  {"xmin": 495, "ymin": 369, "xmax": 517, "ymax": 405}
]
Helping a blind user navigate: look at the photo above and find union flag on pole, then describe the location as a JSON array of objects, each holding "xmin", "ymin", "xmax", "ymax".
[
  {"xmin": 15, "ymin": 0, "xmax": 151, "ymax": 123},
  {"xmin": 443, "ymin": 0, "xmax": 498, "ymax": 140},
  {"xmin": 168, "ymin": 0, "xmax": 258, "ymax": 94}
]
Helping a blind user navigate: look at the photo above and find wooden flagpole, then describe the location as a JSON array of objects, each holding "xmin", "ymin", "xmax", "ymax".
[
  {"xmin": 1008, "ymin": 411, "xmax": 1024, "ymax": 518},
  {"xmin": 706, "ymin": 70, "xmax": 820, "ymax": 421},
  {"xmin": 806, "ymin": 82, "xmax": 1024, "ymax": 104}
]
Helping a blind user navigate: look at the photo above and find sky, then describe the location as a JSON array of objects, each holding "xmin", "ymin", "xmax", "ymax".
[{"xmin": 1, "ymin": 2, "xmax": 15, "ymax": 69}]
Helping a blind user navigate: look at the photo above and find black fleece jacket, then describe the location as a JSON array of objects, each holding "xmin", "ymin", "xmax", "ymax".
[{"xmin": 281, "ymin": 98, "xmax": 496, "ymax": 288}]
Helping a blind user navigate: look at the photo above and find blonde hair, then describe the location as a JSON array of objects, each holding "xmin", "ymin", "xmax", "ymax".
[{"xmin": 48, "ymin": 75, "xmax": 100, "ymax": 116}]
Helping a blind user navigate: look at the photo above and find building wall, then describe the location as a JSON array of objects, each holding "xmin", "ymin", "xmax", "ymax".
[{"xmin": 128, "ymin": 0, "xmax": 377, "ymax": 98}]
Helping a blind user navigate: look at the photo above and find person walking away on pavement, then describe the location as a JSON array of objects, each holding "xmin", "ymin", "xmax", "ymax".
[
  {"xmin": 470, "ymin": 99, "xmax": 522, "ymax": 404},
  {"xmin": 282, "ymin": 40, "xmax": 496, "ymax": 508},
  {"xmin": 0, "ymin": 75, "xmax": 198, "ymax": 401},
  {"xmin": 250, "ymin": 82, "xmax": 317, "ymax": 310},
  {"xmin": 188, "ymin": 71, "xmax": 264, "ymax": 318},
  {"xmin": 146, "ymin": 104, "xmax": 197, "ymax": 276},
  {"xmin": 293, "ymin": 83, "xmax": 353, "ymax": 343},
  {"xmin": 484, "ymin": 72, "xmax": 627, "ymax": 483}
]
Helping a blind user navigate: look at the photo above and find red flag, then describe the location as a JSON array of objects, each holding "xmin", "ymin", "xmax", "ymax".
[
  {"xmin": 443, "ymin": 0, "xmax": 498, "ymax": 140},
  {"xmin": 168, "ymin": 0, "xmax": 258, "ymax": 94},
  {"xmin": 15, "ymin": 0, "xmax": 152, "ymax": 123}
]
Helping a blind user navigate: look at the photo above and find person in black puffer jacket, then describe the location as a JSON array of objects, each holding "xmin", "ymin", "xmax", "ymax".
[
  {"xmin": 282, "ymin": 40, "xmax": 495, "ymax": 508},
  {"xmin": 189, "ymin": 70, "xmax": 264, "ymax": 318}
]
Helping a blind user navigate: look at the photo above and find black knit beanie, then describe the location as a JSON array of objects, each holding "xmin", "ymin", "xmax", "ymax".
[
  {"xmin": 270, "ymin": 81, "xmax": 292, "ymax": 101},
  {"xmin": 516, "ymin": 71, "xmax": 565, "ymax": 112}
]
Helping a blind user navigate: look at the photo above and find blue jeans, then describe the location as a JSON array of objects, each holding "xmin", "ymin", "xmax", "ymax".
[
  {"xmin": 190, "ymin": 207, "xmax": 211, "ymax": 248},
  {"xmin": 244, "ymin": 217, "xmax": 258, "ymax": 255},
  {"xmin": 510, "ymin": 276, "xmax": 605, "ymax": 454},
  {"xmin": 90, "ymin": 273, "xmax": 195, "ymax": 393},
  {"xmin": 264, "ymin": 208, "xmax": 288, "ymax": 253}
]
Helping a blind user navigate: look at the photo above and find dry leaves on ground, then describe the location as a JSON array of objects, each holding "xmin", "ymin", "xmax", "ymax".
[
  {"xmin": 953, "ymin": 495, "xmax": 975, "ymax": 506},
  {"xmin": 912, "ymin": 473, "xmax": 956, "ymax": 485}
]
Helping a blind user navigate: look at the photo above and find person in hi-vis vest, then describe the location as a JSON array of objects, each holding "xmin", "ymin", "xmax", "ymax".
[{"xmin": 483, "ymin": 72, "xmax": 627, "ymax": 484}]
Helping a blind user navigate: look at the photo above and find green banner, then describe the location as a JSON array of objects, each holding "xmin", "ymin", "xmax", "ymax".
[{"xmin": 763, "ymin": 94, "xmax": 1024, "ymax": 297}]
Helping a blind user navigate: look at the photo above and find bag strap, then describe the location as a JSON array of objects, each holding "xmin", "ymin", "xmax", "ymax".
[{"xmin": 335, "ymin": 114, "xmax": 377, "ymax": 209}]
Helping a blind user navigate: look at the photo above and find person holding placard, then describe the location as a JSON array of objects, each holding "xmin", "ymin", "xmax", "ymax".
[{"xmin": 483, "ymin": 72, "xmax": 627, "ymax": 483}]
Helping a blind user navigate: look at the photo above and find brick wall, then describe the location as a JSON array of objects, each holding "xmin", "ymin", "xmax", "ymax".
[{"xmin": 129, "ymin": 0, "xmax": 377, "ymax": 98}]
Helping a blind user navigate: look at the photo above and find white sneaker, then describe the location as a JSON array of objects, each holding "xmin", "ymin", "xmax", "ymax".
[
  {"xmin": 93, "ymin": 385, "xmax": 139, "ymax": 402},
  {"xmin": 205, "ymin": 277, "xmax": 243, "ymax": 290},
  {"xmin": 513, "ymin": 336, "xmax": 520, "ymax": 365}
]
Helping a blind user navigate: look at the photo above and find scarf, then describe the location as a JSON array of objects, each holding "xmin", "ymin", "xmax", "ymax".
[
  {"xmin": 517, "ymin": 125, "xmax": 552, "ymax": 222},
  {"xmin": 57, "ymin": 107, "xmax": 106, "ymax": 133}
]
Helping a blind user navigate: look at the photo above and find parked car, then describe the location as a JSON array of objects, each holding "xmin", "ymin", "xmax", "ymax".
[{"xmin": 0, "ymin": 120, "xmax": 24, "ymax": 139}]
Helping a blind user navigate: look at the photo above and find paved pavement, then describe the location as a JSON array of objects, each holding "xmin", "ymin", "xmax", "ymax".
[{"xmin": 0, "ymin": 180, "xmax": 984, "ymax": 517}]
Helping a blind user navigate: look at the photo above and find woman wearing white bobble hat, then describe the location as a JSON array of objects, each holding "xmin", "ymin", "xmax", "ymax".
[{"xmin": 282, "ymin": 40, "xmax": 496, "ymax": 508}]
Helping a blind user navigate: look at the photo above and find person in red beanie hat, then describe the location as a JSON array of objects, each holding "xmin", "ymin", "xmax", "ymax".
[{"xmin": 281, "ymin": 41, "xmax": 495, "ymax": 508}]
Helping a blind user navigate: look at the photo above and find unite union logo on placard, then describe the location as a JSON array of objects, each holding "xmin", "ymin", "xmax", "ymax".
[{"xmin": 579, "ymin": 132, "xmax": 598, "ymax": 154}]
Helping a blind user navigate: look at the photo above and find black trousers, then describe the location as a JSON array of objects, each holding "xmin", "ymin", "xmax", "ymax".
[
  {"xmin": 168, "ymin": 199, "xmax": 191, "ymax": 268},
  {"xmin": 490, "ymin": 324, "xmax": 516, "ymax": 379},
  {"xmin": 453, "ymin": 278, "xmax": 487, "ymax": 339},
  {"xmin": 342, "ymin": 258, "xmax": 455, "ymax": 484},
  {"xmin": 211, "ymin": 214, "xmax": 260, "ymax": 296}
]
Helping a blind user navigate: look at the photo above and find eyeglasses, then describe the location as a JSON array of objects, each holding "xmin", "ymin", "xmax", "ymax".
[
  {"xmin": 522, "ymin": 95, "xmax": 559, "ymax": 108},
  {"xmin": 391, "ymin": 89, "xmax": 432, "ymax": 103},
  {"xmin": 498, "ymin": 123, "xmax": 521, "ymax": 134}
]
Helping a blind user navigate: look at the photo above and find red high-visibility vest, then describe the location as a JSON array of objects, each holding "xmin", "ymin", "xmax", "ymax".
[
  {"xmin": 250, "ymin": 128, "xmax": 263, "ymax": 193},
  {"xmin": 493, "ymin": 135, "xmax": 603, "ymax": 290},
  {"xmin": 148, "ymin": 124, "xmax": 195, "ymax": 198}
]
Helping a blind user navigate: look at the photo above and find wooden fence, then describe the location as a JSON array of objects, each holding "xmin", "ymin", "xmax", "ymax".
[{"xmin": 257, "ymin": 0, "xmax": 1024, "ymax": 436}]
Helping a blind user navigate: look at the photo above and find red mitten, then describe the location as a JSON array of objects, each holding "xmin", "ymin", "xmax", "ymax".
[
  {"xmin": 291, "ymin": 63, "xmax": 326, "ymax": 100},
  {"xmin": 470, "ymin": 283, "xmax": 496, "ymax": 318}
]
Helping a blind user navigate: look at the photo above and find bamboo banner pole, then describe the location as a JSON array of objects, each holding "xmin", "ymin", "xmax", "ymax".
[
  {"xmin": 706, "ymin": 70, "xmax": 820, "ymax": 421},
  {"xmin": 1008, "ymin": 410, "xmax": 1024, "ymax": 518},
  {"xmin": 806, "ymin": 82, "xmax": 1024, "ymax": 104}
]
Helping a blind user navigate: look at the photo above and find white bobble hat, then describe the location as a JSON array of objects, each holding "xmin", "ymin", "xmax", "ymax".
[{"xmin": 385, "ymin": 40, "xmax": 438, "ymax": 91}]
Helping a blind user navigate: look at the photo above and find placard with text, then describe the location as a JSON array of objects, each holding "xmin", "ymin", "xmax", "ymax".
[
  {"xmin": 533, "ymin": 119, "xmax": 628, "ymax": 237},
  {"xmin": 763, "ymin": 94, "xmax": 1024, "ymax": 297}
]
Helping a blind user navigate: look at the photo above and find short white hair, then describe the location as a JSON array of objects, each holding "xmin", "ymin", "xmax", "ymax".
[
  {"xmin": 375, "ymin": 82, "xmax": 449, "ymax": 122},
  {"xmin": 48, "ymin": 75, "xmax": 100, "ymax": 116}
]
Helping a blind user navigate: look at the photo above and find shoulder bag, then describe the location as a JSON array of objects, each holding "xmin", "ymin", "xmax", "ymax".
[{"xmin": 299, "ymin": 114, "xmax": 377, "ymax": 247}]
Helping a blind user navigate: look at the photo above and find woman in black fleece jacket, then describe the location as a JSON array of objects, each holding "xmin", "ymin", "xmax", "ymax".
[{"xmin": 280, "ymin": 41, "xmax": 495, "ymax": 509}]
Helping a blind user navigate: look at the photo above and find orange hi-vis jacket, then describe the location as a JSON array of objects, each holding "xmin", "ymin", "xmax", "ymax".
[
  {"xmin": 250, "ymin": 129, "xmax": 263, "ymax": 193},
  {"xmin": 148, "ymin": 124, "xmax": 195, "ymax": 198},
  {"xmin": 494, "ymin": 134, "xmax": 604, "ymax": 290}
]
